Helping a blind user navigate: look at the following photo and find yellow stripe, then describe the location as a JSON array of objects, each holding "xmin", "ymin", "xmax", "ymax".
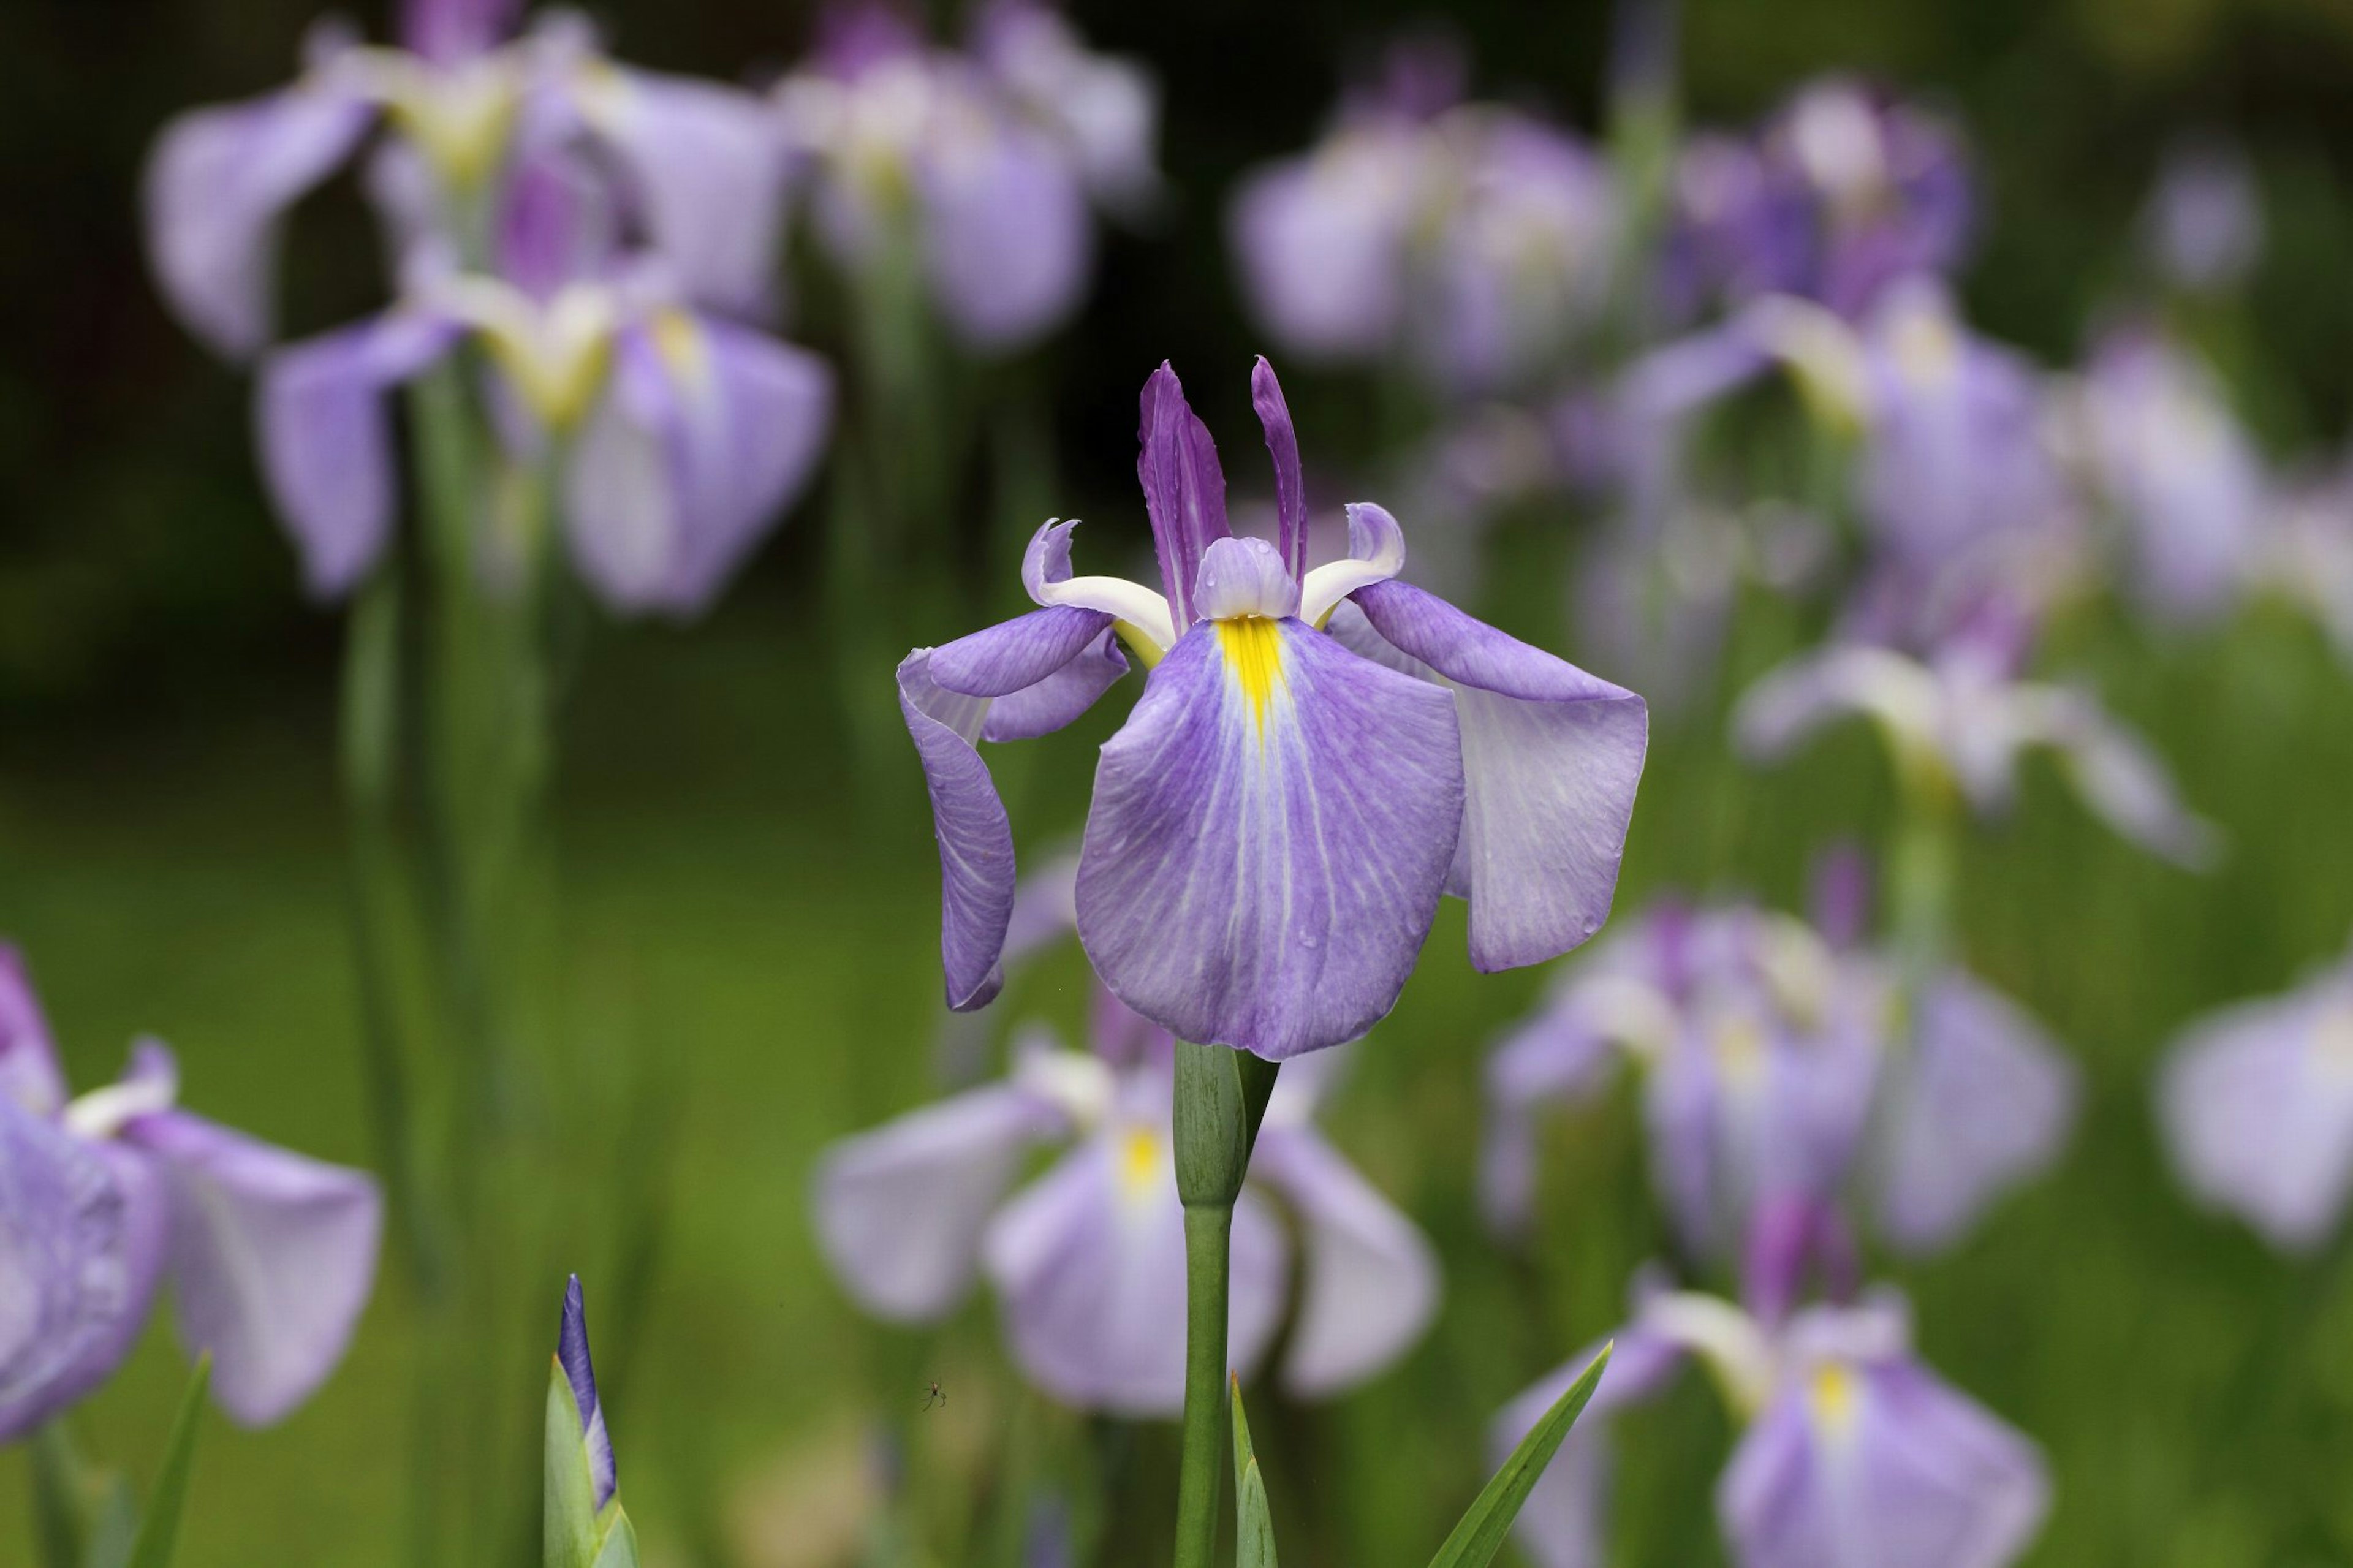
[{"xmin": 1216, "ymin": 617, "xmax": 1286, "ymax": 738}]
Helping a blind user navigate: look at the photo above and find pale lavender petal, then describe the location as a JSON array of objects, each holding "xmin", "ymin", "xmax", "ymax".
[
  {"xmin": 596, "ymin": 72, "xmax": 789, "ymax": 319},
  {"xmin": 1135, "ymin": 363, "xmax": 1233, "ymax": 627},
  {"xmin": 1346, "ymin": 579, "xmax": 1648, "ymax": 972},
  {"xmin": 2158, "ymin": 976, "xmax": 2353, "ymax": 1252},
  {"xmin": 981, "ymin": 1132, "xmax": 1286, "ymax": 1415},
  {"xmin": 920, "ymin": 123, "xmax": 1093, "ymax": 352},
  {"xmin": 119, "ymin": 1107, "xmax": 381, "ymax": 1426},
  {"xmin": 0, "ymin": 1100, "xmax": 169, "ymax": 1441},
  {"xmin": 934, "ymin": 607, "xmax": 1120, "ymax": 698},
  {"xmin": 1229, "ymin": 149, "xmax": 1411, "ymax": 363},
  {"xmin": 1873, "ymin": 971, "xmax": 2077, "ymax": 1255},
  {"xmin": 1493, "ymin": 1328, "xmax": 1687, "ymax": 1568},
  {"xmin": 557, "ymin": 1274, "xmax": 615, "ymax": 1509},
  {"xmin": 1248, "ymin": 1124, "xmax": 1438, "ymax": 1395},
  {"xmin": 143, "ymin": 84, "xmax": 376, "ymax": 358},
  {"xmin": 813, "ymin": 1083, "xmax": 1067, "ymax": 1321},
  {"xmin": 1251, "ymin": 357, "xmax": 1310, "ymax": 581},
  {"xmin": 983, "ymin": 629, "xmax": 1129, "ymax": 743},
  {"xmin": 898, "ymin": 650, "xmax": 1016, "ymax": 1012},
  {"xmin": 399, "ymin": 0, "xmax": 521, "ymax": 63},
  {"xmin": 2039, "ymin": 691, "xmax": 2222, "ymax": 871},
  {"xmin": 257, "ymin": 312, "xmax": 461, "ymax": 599},
  {"xmin": 0, "ymin": 946, "xmax": 67, "ymax": 1118},
  {"xmin": 1075, "ymin": 618, "xmax": 1463, "ymax": 1059},
  {"xmin": 1193, "ymin": 537, "xmax": 1300, "ymax": 622}
]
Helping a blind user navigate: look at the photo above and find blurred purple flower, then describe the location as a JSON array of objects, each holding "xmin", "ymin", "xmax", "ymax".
[
  {"xmin": 2142, "ymin": 138, "xmax": 2263, "ymax": 295},
  {"xmin": 2254, "ymin": 458, "xmax": 2353, "ymax": 668},
  {"xmin": 2074, "ymin": 328, "xmax": 2264, "ymax": 623},
  {"xmin": 143, "ymin": 0, "xmax": 788, "ymax": 359},
  {"xmin": 811, "ymin": 988, "xmax": 1439, "ymax": 1412},
  {"xmin": 2158, "ymin": 950, "xmax": 2353, "ymax": 1252},
  {"xmin": 253, "ymin": 148, "xmax": 833, "ymax": 612},
  {"xmin": 901, "ymin": 358, "xmax": 1646, "ymax": 1056},
  {"xmin": 1497, "ymin": 1285, "xmax": 2048, "ymax": 1568},
  {"xmin": 1230, "ymin": 93, "xmax": 1618, "ymax": 398},
  {"xmin": 776, "ymin": 1, "xmax": 1160, "ymax": 354},
  {"xmin": 0, "ymin": 947, "xmax": 381, "ymax": 1439}
]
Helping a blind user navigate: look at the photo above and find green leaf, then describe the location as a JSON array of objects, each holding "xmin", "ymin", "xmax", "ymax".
[
  {"xmin": 1424, "ymin": 1343, "xmax": 1612, "ymax": 1568},
  {"xmin": 544, "ymin": 1358, "xmax": 601, "ymax": 1568},
  {"xmin": 123, "ymin": 1354, "xmax": 211, "ymax": 1568},
  {"xmin": 590, "ymin": 1505, "xmax": 641, "ymax": 1568},
  {"xmin": 1230, "ymin": 1377, "xmax": 1276, "ymax": 1568}
]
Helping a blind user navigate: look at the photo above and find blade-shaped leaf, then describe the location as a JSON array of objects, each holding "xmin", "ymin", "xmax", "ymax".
[
  {"xmin": 1424, "ymin": 1343, "xmax": 1612, "ymax": 1568},
  {"xmin": 545, "ymin": 1357, "xmax": 601, "ymax": 1568},
  {"xmin": 123, "ymin": 1354, "xmax": 211, "ymax": 1568},
  {"xmin": 1229, "ymin": 1375, "xmax": 1276, "ymax": 1568}
]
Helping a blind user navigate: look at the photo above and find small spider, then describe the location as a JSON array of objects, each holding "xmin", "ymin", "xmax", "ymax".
[{"xmin": 922, "ymin": 1381, "xmax": 946, "ymax": 1411}]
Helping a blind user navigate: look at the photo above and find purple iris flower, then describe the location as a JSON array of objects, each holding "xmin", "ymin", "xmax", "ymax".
[
  {"xmin": 252, "ymin": 145, "xmax": 833, "ymax": 612},
  {"xmin": 143, "ymin": 0, "xmax": 788, "ymax": 360},
  {"xmin": 1669, "ymin": 78, "xmax": 1972, "ymax": 322},
  {"xmin": 1497, "ymin": 1282, "xmax": 2049, "ymax": 1568},
  {"xmin": 900, "ymin": 358, "xmax": 1647, "ymax": 1056},
  {"xmin": 2158, "ymin": 949, "xmax": 2353, "ymax": 1252},
  {"xmin": 776, "ymin": 1, "xmax": 1161, "ymax": 354},
  {"xmin": 0, "ymin": 947, "xmax": 381, "ymax": 1439},
  {"xmin": 1733, "ymin": 629, "xmax": 2220, "ymax": 869},
  {"xmin": 811, "ymin": 987, "xmax": 1441, "ymax": 1412},
  {"xmin": 2141, "ymin": 137, "xmax": 2263, "ymax": 295},
  {"xmin": 1229, "ymin": 84, "xmax": 1618, "ymax": 398},
  {"xmin": 2073, "ymin": 327, "xmax": 2264, "ymax": 623}
]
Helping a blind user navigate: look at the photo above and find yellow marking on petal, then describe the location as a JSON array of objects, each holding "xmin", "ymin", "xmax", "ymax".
[
  {"xmin": 1711, "ymin": 1015, "xmax": 1768, "ymax": 1089},
  {"xmin": 1808, "ymin": 1362, "xmax": 1859, "ymax": 1437},
  {"xmin": 1216, "ymin": 616, "xmax": 1286, "ymax": 739},
  {"xmin": 1117, "ymin": 1128, "xmax": 1165, "ymax": 1200},
  {"xmin": 650, "ymin": 308, "xmax": 713, "ymax": 399}
]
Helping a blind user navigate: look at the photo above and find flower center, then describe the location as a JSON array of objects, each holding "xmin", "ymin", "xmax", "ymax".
[
  {"xmin": 1117, "ymin": 1126, "xmax": 1165, "ymax": 1199},
  {"xmin": 1216, "ymin": 617, "xmax": 1286, "ymax": 737},
  {"xmin": 1807, "ymin": 1360, "xmax": 1860, "ymax": 1437}
]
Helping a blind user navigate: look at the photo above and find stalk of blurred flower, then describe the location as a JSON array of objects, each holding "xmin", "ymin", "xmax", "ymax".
[
  {"xmin": 1495, "ymin": 1278, "xmax": 2048, "ymax": 1568},
  {"xmin": 0, "ymin": 944, "xmax": 381, "ymax": 1554},
  {"xmin": 775, "ymin": 0, "xmax": 1161, "ymax": 770},
  {"xmin": 140, "ymin": 7, "xmax": 823, "ymax": 1564},
  {"xmin": 545, "ymin": 1276, "xmax": 638, "ymax": 1568},
  {"xmin": 900, "ymin": 357, "xmax": 1645, "ymax": 1564}
]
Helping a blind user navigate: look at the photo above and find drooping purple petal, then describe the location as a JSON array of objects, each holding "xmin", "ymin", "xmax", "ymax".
[
  {"xmin": 934, "ymin": 608, "xmax": 1120, "ymax": 699},
  {"xmin": 898, "ymin": 650, "xmax": 1018, "ymax": 1012},
  {"xmin": 0, "ymin": 946, "xmax": 67, "ymax": 1118},
  {"xmin": 257, "ymin": 311, "xmax": 461, "ymax": 599},
  {"xmin": 0, "ymin": 1100, "xmax": 170, "ymax": 1442},
  {"xmin": 813, "ymin": 1083, "xmax": 1070, "ymax": 1321},
  {"xmin": 980, "ymin": 1127, "xmax": 1287, "ymax": 1415},
  {"xmin": 1871, "ymin": 971, "xmax": 2077, "ymax": 1256},
  {"xmin": 919, "ymin": 119, "xmax": 1093, "ymax": 353},
  {"xmin": 2157, "ymin": 971, "xmax": 2353, "ymax": 1252},
  {"xmin": 1135, "ymin": 363, "xmax": 1234, "ymax": 629},
  {"xmin": 984, "ymin": 629, "xmax": 1130, "ymax": 743},
  {"xmin": 1251, "ymin": 357, "xmax": 1311, "ymax": 582},
  {"xmin": 556, "ymin": 1274, "xmax": 616, "ymax": 1509},
  {"xmin": 593, "ymin": 72, "xmax": 789, "ymax": 320},
  {"xmin": 143, "ymin": 84, "xmax": 377, "ymax": 359},
  {"xmin": 1075, "ymin": 617, "xmax": 1464, "ymax": 1059},
  {"xmin": 119, "ymin": 1105, "xmax": 382, "ymax": 1427},
  {"xmin": 1343, "ymin": 579, "xmax": 1648, "ymax": 972},
  {"xmin": 1249, "ymin": 1123, "xmax": 1439, "ymax": 1395},
  {"xmin": 1493, "ymin": 1328, "xmax": 1688, "ymax": 1568},
  {"xmin": 399, "ymin": 0, "xmax": 523, "ymax": 64}
]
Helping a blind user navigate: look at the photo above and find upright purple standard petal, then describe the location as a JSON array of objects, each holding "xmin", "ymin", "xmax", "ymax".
[
  {"xmin": 400, "ymin": 0, "xmax": 523, "ymax": 64},
  {"xmin": 1343, "ymin": 578, "xmax": 1648, "ymax": 972},
  {"xmin": 143, "ymin": 85, "xmax": 376, "ymax": 359},
  {"xmin": 1251, "ymin": 357, "xmax": 1311, "ymax": 582},
  {"xmin": 0, "ymin": 945, "xmax": 68, "ymax": 1117},
  {"xmin": 899, "ymin": 651, "xmax": 1018, "ymax": 1012},
  {"xmin": 0, "ymin": 1099, "xmax": 170, "ymax": 1442},
  {"xmin": 257, "ymin": 312, "xmax": 461, "ymax": 599},
  {"xmin": 813, "ymin": 1083, "xmax": 1069, "ymax": 1320},
  {"xmin": 1136, "ymin": 365, "xmax": 1235, "ymax": 628},
  {"xmin": 121, "ymin": 1104, "xmax": 382, "ymax": 1427},
  {"xmin": 557, "ymin": 1274, "xmax": 616, "ymax": 1509},
  {"xmin": 920, "ymin": 122, "xmax": 1094, "ymax": 352},
  {"xmin": 1077, "ymin": 617, "xmax": 1464, "ymax": 1059},
  {"xmin": 594, "ymin": 72, "xmax": 790, "ymax": 320}
]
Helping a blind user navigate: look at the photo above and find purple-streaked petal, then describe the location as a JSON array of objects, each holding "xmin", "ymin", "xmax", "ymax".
[
  {"xmin": 985, "ymin": 629, "xmax": 1129, "ymax": 743},
  {"xmin": 1076, "ymin": 618, "xmax": 1463, "ymax": 1059},
  {"xmin": 257, "ymin": 312, "xmax": 461, "ymax": 599},
  {"xmin": 1493, "ymin": 1328, "xmax": 1687, "ymax": 1568},
  {"xmin": 593, "ymin": 72, "xmax": 788, "ymax": 319},
  {"xmin": 1872, "ymin": 971, "xmax": 2076, "ymax": 1256},
  {"xmin": 143, "ymin": 84, "xmax": 376, "ymax": 359},
  {"xmin": 0, "ymin": 1100, "xmax": 169, "ymax": 1442},
  {"xmin": 399, "ymin": 0, "xmax": 521, "ymax": 63},
  {"xmin": 934, "ymin": 607, "xmax": 1119, "ymax": 699},
  {"xmin": 1346, "ymin": 579, "xmax": 1648, "ymax": 972},
  {"xmin": 557, "ymin": 1274, "xmax": 616, "ymax": 1509},
  {"xmin": 118, "ymin": 1107, "xmax": 381, "ymax": 1426},
  {"xmin": 1721, "ymin": 1336, "xmax": 2049, "ymax": 1568},
  {"xmin": 919, "ymin": 122, "xmax": 1093, "ymax": 352},
  {"xmin": 1249, "ymin": 1123, "xmax": 1438, "ymax": 1395},
  {"xmin": 1135, "ymin": 363, "xmax": 1233, "ymax": 628},
  {"xmin": 0, "ymin": 946, "xmax": 67, "ymax": 1118},
  {"xmin": 813, "ymin": 1082, "xmax": 1069, "ymax": 1321},
  {"xmin": 898, "ymin": 650, "xmax": 1017, "ymax": 1012},
  {"xmin": 981, "ymin": 1131, "xmax": 1286, "ymax": 1415},
  {"xmin": 2157, "ymin": 974, "xmax": 2353, "ymax": 1252},
  {"xmin": 1251, "ymin": 357, "xmax": 1310, "ymax": 581}
]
